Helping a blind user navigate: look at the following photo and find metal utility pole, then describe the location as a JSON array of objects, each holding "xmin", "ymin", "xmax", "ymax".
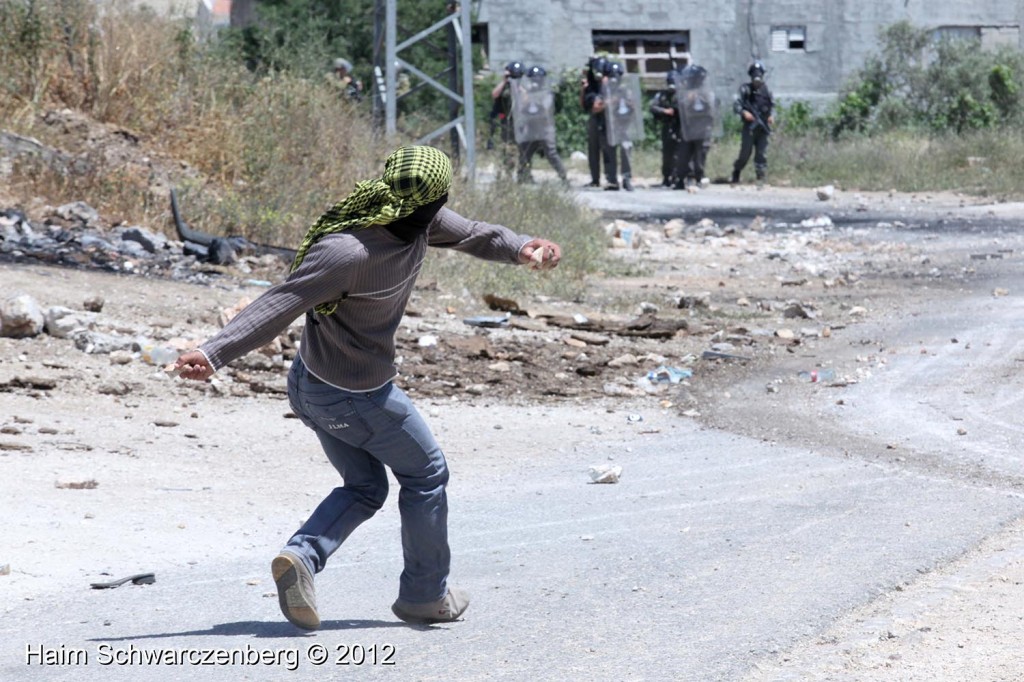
[{"xmin": 372, "ymin": 0, "xmax": 476, "ymax": 181}]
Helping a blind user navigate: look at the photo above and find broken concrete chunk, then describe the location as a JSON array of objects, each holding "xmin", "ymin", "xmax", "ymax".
[
  {"xmin": 588, "ymin": 464, "xmax": 622, "ymax": 484},
  {"xmin": 1, "ymin": 293, "xmax": 45, "ymax": 338},
  {"xmin": 607, "ymin": 354, "xmax": 640, "ymax": 368},
  {"xmin": 73, "ymin": 330, "xmax": 135, "ymax": 354},
  {"xmin": 570, "ymin": 330, "xmax": 611, "ymax": 346},
  {"xmin": 82, "ymin": 295, "xmax": 105, "ymax": 313},
  {"xmin": 783, "ymin": 302, "xmax": 815, "ymax": 319},
  {"xmin": 676, "ymin": 292, "xmax": 711, "ymax": 309},
  {"xmin": 44, "ymin": 306, "xmax": 96, "ymax": 338}
]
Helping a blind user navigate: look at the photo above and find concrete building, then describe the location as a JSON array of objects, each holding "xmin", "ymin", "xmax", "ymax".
[{"xmin": 473, "ymin": 0, "xmax": 1024, "ymax": 106}]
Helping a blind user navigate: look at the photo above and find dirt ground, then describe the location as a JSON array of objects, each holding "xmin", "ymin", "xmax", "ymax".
[{"xmin": 3, "ymin": 152, "xmax": 1024, "ymax": 678}]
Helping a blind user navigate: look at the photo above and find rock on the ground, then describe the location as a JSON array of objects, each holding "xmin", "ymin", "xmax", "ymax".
[{"xmin": 0, "ymin": 293, "xmax": 45, "ymax": 338}]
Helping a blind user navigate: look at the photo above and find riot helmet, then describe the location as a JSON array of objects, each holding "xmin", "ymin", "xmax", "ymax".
[
  {"xmin": 525, "ymin": 65, "xmax": 547, "ymax": 91},
  {"xmin": 505, "ymin": 61, "xmax": 526, "ymax": 79},
  {"xmin": 588, "ymin": 55, "xmax": 608, "ymax": 79},
  {"xmin": 748, "ymin": 60, "xmax": 765, "ymax": 82},
  {"xmin": 685, "ymin": 65, "xmax": 708, "ymax": 88},
  {"xmin": 604, "ymin": 61, "xmax": 625, "ymax": 79}
]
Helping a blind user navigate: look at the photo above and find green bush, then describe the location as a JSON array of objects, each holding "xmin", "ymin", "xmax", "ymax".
[
  {"xmin": 777, "ymin": 100, "xmax": 813, "ymax": 135},
  {"xmin": 825, "ymin": 20, "xmax": 1024, "ymax": 136}
]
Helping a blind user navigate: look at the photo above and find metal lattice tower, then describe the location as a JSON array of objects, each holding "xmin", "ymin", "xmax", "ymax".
[{"xmin": 372, "ymin": 1, "xmax": 476, "ymax": 181}]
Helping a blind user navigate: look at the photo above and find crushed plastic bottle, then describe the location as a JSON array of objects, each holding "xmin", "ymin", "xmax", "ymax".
[
  {"xmin": 797, "ymin": 368, "xmax": 836, "ymax": 383},
  {"xmin": 462, "ymin": 314, "xmax": 509, "ymax": 328},
  {"xmin": 646, "ymin": 366, "xmax": 694, "ymax": 384},
  {"xmin": 141, "ymin": 345, "xmax": 180, "ymax": 366}
]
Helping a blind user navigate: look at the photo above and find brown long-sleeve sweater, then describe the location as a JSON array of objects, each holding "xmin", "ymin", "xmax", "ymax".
[{"xmin": 199, "ymin": 207, "xmax": 531, "ymax": 391}]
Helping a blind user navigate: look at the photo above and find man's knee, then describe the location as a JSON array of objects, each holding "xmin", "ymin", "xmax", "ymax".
[{"xmin": 347, "ymin": 476, "xmax": 389, "ymax": 511}]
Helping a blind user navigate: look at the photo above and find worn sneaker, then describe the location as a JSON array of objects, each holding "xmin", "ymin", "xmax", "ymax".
[
  {"xmin": 391, "ymin": 588, "xmax": 470, "ymax": 625},
  {"xmin": 271, "ymin": 551, "xmax": 320, "ymax": 630}
]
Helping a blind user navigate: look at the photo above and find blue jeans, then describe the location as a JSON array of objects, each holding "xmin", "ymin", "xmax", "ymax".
[{"xmin": 285, "ymin": 357, "xmax": 450, "ymax": 603}]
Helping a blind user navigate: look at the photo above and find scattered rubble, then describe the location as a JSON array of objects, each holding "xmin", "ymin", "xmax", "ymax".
[{"xmin": 1, "ymin": 176, "xmax": 1009, "ymax": 411}]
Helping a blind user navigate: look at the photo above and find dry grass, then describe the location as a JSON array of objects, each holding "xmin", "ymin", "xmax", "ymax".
[
  {"xmin": 0, "ymin": 3, "xmax": 612, "ymax": 296},
  {"xmin": 431, "ymin": 179, "xmax": 609, "ymax": 302},
  {"xmin": 695, "ymin": 128, "xmax": 1024, "ymax": 198},
  {"xmin": 1, "ymin": 2, "xmax": 380, "ymax": 242}
]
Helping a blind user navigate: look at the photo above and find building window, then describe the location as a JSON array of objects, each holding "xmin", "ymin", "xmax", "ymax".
[
  {"xmin": 471, "ymin": 22, "xmax": 490, "ymax": 69},
  {"xmin": 980, "ymin": 26, "xmax": 1020, "ymax": 50},
  {"xmin": 591, "ymin": 30, "xmax": 691, "ymax": 77},
  {"xmin": 771, "ymin": 26, "xmax": 806, "ymax": 52},
  {"xmin": 932, "ymin": 25, "xmax": 981, "ymax": 43},
  {"xmin": 933, "ymin": 25, "xmax": 1021, "ymax": 50}
]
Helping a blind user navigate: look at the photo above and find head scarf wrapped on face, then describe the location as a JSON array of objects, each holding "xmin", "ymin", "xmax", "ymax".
[
  {"xmin": 292, "ymin": 145, "xmax": 452, "ymax": 268},
  {"xmin": 291, "ymin": 145, "xmax": 452, "ymax": 314}
]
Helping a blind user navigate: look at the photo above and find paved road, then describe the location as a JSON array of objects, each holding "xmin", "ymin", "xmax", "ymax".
[{"xmin": 5, "ymin": 409, "xmax": 1022, "ymax": 681}]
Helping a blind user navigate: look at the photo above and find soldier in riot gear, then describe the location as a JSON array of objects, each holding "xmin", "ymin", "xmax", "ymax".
[
  {"xmin": 674, "ymin": 64, "xmax": 716, "ymax": 189},
  {"xmin": 490, "ymin": 60, "xmax": 526, "ymax": 173},
  {"xmin": 600, "ymin": 60, "xmax": 638, "ymax": 191},
  {"xmin": 731, "ymin": 60, "xmax": 775, "ymax": 184},
  {"xmin": 650, "ymin": 69, "xmax": 682, "ymax": 187},
  {"xmin": 512, "ymin": 66, "xmax": 568, "ymax": 185},
  {"xmin": 580, "ymin": 55, "xmax": 609, "ymax": 188}
]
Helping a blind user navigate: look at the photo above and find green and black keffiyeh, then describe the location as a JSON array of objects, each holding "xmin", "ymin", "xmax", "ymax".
[{"xmin": 291, "ymin": 145, "xmax": 452, "ymax": 314}]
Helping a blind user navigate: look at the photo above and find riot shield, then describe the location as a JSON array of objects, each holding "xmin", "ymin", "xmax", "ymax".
[
  {"xmin": 510, "ymin": 78, "xmax": 556, "ymax": 144},
  {"xmin": 676, "ymin": 68, "xmax": 718, "ymax": 142},
  {"xmin": 603, "ymin": 74, "xmax": 644, "ymax": 146}
]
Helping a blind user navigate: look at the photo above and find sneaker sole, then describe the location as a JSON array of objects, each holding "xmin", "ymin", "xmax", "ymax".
[
  {"xmin": 391, "ymin": 603, "xmax": 460, "ymax": 625},
  {"xmin": 271, "ymin": 554, "xmax": 320, "ymax": 631},
  {"xmin": 391, "ymin": 597, "xmax": 468, "ymax": 625}
]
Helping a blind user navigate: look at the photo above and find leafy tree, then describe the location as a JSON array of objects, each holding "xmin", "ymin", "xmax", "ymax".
[
  {"xmin": 217, "ymin": 0, "xmax": 467, "ymax": 132},
  {"xmin": 989, "ymin": 63, "xmax": 1019, "ymax": 120},
  {"xmin": 827, "ymin": 20, "xmax": 1024, "ymax": 136}
]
